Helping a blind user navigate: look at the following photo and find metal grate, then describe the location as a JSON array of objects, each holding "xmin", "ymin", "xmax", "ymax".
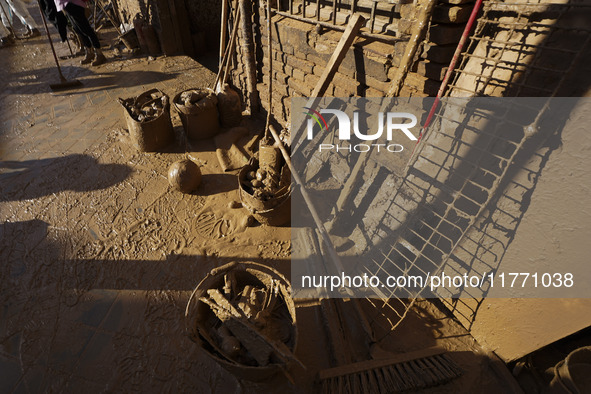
[
  {"xmin": 363, "ymin": 0, "xmax": 591, "ymax": 335},
  {"xmin": 271, "ymin": 0, "xmax": 403, "ymax": 42}
]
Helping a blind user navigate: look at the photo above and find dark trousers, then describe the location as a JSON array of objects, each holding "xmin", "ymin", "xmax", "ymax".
[{"xmin": 64, "ymin": 3, "xmax": 100, "ymax": 49}]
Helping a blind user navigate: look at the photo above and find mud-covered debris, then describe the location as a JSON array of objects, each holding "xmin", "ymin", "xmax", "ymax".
[
  {"xmin": 119, "ymin": 91, "xmax": 168, "ymax": 123},
  {"xmin": 180, "ymin": 89, "xmax": 210, "ymax": 107},
  {"xmin": 216, "ymin": 84, "xmax": 242, "ymax": 128},
  {"xmin": 228, "ymin": 200, "xmax": 242, "ymax": 209},
  {"xmin": 168, "ymin": 159, "xmax": 202, "ymax": 193},
  {"xmin": 196, "ymin": 276, "xmax": 297, "ymax": 368},
  {"xmin": 242, "ymin": 161, "xmax": 288, "ymax": 202}
]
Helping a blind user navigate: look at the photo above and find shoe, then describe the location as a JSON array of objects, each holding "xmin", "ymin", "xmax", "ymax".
[
  {"xmin": 28, "ymin": 28, "xmax": 41, "ymax": 38},
  {"xmin": 80, "ymin": 48, "xmax": 94, "ymax": 64},
  {"xmin": 0, "ymin": 36, "xmax": 15, "ymax": 47},
  {"xmin": 91, "ymin": 52, "xmax": 106, "ymax": 66}
]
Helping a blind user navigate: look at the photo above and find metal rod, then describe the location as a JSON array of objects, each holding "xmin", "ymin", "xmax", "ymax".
[
  {"xmin": 316, "ymin": 0, "xmax": 320, "ymax": 21},
  {"xmin": 274, "ymin": 9, "xmax": 401, "ymax": 43},
  {"xmin": 332, "ymin": 0, "xmax": 337, "ymax": 24},
  {"xmin": 265, "ymin": 0, "xmax": 274, "ymax": 137},
  {"xmin": 370, "ymin": 0, "xmax": 377, "ymax": 33},
  {"xmin": 219, "ymin": 0, "xmax": 229, "ymax": 68},
  {"xmin": 411, "ymin": 0, "xmax": 483, "ymax": 149}
]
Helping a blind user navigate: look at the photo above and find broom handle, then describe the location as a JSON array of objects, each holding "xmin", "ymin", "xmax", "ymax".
[
  {"xmin": 37, "ymin": 0, "xmax": 67, "ymax": 82},
  {"xmin": 213, "ymin": 7, "xmax": 240, "ymax": 90},
  {"xmin": 268, "ymin": 125, "xmax": 377, "ymax": 345}
]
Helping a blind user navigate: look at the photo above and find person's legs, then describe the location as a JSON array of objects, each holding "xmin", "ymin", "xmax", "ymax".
[
  {"xmin": 64, "ymin": 3, "xmax": 104, "ymax": 65},
  {"xmin": 0, "ymin": 0, "xmax": 13, "ymax": 34},
  {"xmin": 5, "ymin": 0, "xmax": 39, "ymax": 36},
  {"xmin": 0, "ymin": 20, "xmax": 12, "ymax": 46},
  {"xmin": 64, "ymin": 3, "xmax": 100, "ymax": 48}
]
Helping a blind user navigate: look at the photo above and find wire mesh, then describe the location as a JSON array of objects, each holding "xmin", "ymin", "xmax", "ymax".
[{"xmin": 364, "ymin": 0, "xmax": 591, "ymax": 336}]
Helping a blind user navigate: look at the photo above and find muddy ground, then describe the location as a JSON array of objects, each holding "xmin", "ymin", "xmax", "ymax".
[{"xmin": 0, "ymin": 11, "xmax": 521, "ymax": 394}]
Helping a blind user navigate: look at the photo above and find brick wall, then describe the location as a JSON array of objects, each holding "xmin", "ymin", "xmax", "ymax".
[{"xmin": 228, "ymin": 0, "xmax": 476, "ymax": 126}]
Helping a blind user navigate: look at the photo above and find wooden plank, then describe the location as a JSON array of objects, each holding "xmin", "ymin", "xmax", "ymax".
[{"xmin": 311, "ymin": 14, "xmax": 365, "ymax": 97}]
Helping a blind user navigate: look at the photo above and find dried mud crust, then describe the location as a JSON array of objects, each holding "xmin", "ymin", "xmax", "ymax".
[{"xmin": 0, "ymin": 30, "xmax": 295, "ymax": 391}]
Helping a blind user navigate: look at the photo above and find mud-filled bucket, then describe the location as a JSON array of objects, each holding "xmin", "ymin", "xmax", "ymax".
[
  {"xmin": 173, "ymin": 88, "xmax": 220, "ymax": 141},
  {"xmin": 118, "ymin": 88, "xmax": 174, "ymax": 152},
  {"xmin": 238, "ymin": 161, "xmax": 291, "ymax": 227},
  {"xmin": 185, "ymin": 261, "xmax": 297, "ymax": 382},
  {"xmin": 549, "ymin": 346, "xmax": 591, "ymax": 393}
]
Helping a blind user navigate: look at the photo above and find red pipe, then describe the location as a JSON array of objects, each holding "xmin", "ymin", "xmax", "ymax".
[{"xmin": 415, "ymin": 0, "xmax": 484, "ymax": 146}]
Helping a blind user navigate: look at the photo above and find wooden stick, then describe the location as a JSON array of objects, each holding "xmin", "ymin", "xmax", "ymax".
[
  {"xmin": 264, "ymin": 0, "xmax": 274, "ymax": 139},
  {"xmin": 311, "ymin": 14, "xmax": 365, "ymax": 97},
  {"xmin": 239, "ymin": 0, "xmax": 259, "ymax": 112},
  {"xmin": 219, "ymin": 0, "xmax": 229, "ymax": 68},
  {"xmin": 386, "ymin": 0, "xmax": 437, "ymax": 97},
  {"xmin": 268, "ymin": 125, "xmax": 346, "ymax": 276},
  {"xmin": 213, "ymin": 4, "xmax": 240, "ymax": 90}
]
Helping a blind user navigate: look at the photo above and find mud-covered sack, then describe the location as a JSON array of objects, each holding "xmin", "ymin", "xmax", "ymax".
[
  {"xmin": 118, "ymin": 88, "xmax": 174, "ymax": 152},
  {"xmin": 216, "ymin": 84, "xmax": 242, "ymax": 128},
  {"xmin": 173, "ymin": 88, "xmax": 220, "ymax": 140}
]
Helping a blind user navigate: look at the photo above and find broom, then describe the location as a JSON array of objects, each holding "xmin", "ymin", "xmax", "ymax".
[
  {"xmin": 37, "ymin": 0, "xmax": 83, "ymax": 91},
  {"xmin": 267, "ymin": 125, "xmax": 463, "ymax": 392}
]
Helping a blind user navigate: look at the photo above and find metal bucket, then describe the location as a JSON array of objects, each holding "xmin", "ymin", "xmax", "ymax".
[
  {"xmin": 185, "ymin": 261, "xmax": 297, "ymax": 382},
  {"xmin": 238, "ymin": 162, "xmax": 292, "ymax": 227},
  {"xmin": 549, "ymin": 346, "xmax": 591, "ymax": 394},
  {"xmin": 173, "ymin": 88, "xmax": 220, "ymax": 141},
  {"xmin": 119, "ymin": 88, "xmax": 174, "ymax": 152}
]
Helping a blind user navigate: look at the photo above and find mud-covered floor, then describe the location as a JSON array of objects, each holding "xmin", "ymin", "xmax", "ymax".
[{"xmin": 0, "ymin": 12, "xmax": 520, "ymax": 394}]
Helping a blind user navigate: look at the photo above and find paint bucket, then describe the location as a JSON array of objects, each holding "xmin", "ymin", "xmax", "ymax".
[
  {"xmin": 173, "ymin": 88, "xmax": 220, "ymax": 141},
  {"xmin": 185, "ymin": 261, "xmax": 297, "ymax": 382},
  {"xmin": 119, "ymin": 88, "xmax": 175, "ymax": 152},
  {"xmin": 119, "ymin": 28, "xmax": 139, "ymax": 50},
  {"xmin": 549, "ymin": 346, "xmax": 591, "ymax": 394},
  {"xmin": 238, "ymin": 162, "xmax": 292, "ymax": 227}
]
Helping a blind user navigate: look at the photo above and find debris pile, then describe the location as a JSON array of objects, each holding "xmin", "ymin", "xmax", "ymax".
[
  {"xmin": 216, "ymin": 84, "xmax": 242, "ymax": 128},
  {"xmin": 241, "ymin": 142, "xmax": 290, "ymax": 202}
]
